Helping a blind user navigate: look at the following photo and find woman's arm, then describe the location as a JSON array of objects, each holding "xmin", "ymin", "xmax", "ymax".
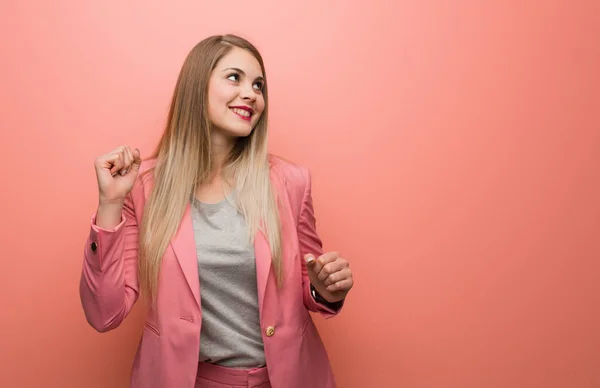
[
  {"xmin": 79, "ymin": 189, "xmax": 141, "ymax": 332},
  {"xmin": 296, "ymin": 167, "xmax": 344, "ymax": 317}
]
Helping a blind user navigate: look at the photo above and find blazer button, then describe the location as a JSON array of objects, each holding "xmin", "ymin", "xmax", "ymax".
[
  {"xmin": 91, "ymin": 242, "xmax": 97, "ymax": 252},
  {"xmin": 265, "ymin": 326, "xmax": 275, "ymax": 337}
]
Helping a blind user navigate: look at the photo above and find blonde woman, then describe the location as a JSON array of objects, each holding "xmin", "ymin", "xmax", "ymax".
[{"xmin": 80, "ymin": 34, "xmax": 354, "ymax": 388}]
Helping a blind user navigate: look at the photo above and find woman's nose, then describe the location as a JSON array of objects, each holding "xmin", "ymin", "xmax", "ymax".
[{"xmin": 240, "ymin": 84, "xmax": 257, "ymax": 101}]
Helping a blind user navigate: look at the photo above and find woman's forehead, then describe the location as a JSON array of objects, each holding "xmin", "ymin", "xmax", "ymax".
[{"xmin": 216, "ymin": 47, "xmax": 263, "ymax": 78}]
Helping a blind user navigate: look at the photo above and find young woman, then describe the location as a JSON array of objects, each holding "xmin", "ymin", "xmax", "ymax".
[{"xmin": 79, "ymin": 34, "xmax": 354, "ymax": 388}]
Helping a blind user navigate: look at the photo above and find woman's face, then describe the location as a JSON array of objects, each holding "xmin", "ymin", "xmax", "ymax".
[{"xmin": 207, "ymin": 47, "xmax": 265, "ymax": 139}]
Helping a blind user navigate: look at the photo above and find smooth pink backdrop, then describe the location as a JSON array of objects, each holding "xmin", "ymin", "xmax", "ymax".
[{"xmin": 1, "ymin": 1, "xmax": 598, "ymax": 387}]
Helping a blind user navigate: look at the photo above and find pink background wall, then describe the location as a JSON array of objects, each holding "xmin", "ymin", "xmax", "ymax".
[{"xmin": 1, "ymin": 1, "xmax": 598, "ymax": 387}]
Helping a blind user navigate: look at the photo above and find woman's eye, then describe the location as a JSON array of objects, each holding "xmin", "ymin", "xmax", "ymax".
[
  {"xmin": 227, "ymin": 73, "xmax": 239, "ymax": 82},
  {"xmin": 253, "ymin": 82, "xmax": 263, "ymax": 91}
]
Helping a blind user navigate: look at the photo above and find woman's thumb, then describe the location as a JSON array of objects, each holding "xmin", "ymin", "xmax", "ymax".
[
  {"xmin": 131, "ymin": 148, "xmax": 142, "ymax": 171},
  {"xmin": 305, "ymin": 254, "xmax": 317, "ymax": 270}
]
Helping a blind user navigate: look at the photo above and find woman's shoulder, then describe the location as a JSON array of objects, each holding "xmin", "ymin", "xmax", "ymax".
[
  {"xmin": 139, "ymin": 157, "xmax": 158, "ymax": 174},
  {"xmin": 269, "ymin": 154, "xmax": 310, "ymax": 185}
]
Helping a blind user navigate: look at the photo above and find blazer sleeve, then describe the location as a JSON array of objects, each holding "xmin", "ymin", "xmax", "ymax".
[
  {"xmin": 79, "ymin": 184, "xmax": 141, "ymax": 332},
  {"xmin": 296, "ymin": 167, "xmax": 343, "ymax": 318}
]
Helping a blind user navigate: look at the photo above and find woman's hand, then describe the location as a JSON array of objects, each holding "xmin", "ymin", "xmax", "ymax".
[
  {"xmin": 95, "ymin": 145, "xmax": 142, "ymax": 205},
  {"xmin": 305, "ymin": 252, "xmax": 353, "ymax": 303}
]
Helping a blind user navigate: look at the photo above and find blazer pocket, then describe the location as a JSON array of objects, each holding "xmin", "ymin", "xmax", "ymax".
[{"xmin": 144, "ymin": 321, "xmax": 160, "ymax": 337}]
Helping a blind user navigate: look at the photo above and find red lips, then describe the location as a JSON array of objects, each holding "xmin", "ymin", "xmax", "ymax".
[{"xmin": 229, "ymin": 105, "xmax": 254, "ymax": 115}]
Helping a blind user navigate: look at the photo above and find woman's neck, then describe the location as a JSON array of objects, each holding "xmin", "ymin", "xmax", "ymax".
[{"xmin": 210, "ymin": 131, "xmax": 235, "ymax": 174}]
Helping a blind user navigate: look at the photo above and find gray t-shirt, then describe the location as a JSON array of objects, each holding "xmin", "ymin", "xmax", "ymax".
[{"xmin": 190, "ymin": 194, "xmax": 265, "ymax": 368}]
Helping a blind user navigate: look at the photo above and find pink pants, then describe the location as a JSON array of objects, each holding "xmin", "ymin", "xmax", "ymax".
[{"xmin": 195, "ymin": 362, "xmax": 271, "ymax": 388}]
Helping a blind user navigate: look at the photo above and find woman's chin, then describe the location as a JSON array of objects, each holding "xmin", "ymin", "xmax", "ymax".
[{"xmin": 213, "ymin": 126, "xmax": 254, "ymax": 140}]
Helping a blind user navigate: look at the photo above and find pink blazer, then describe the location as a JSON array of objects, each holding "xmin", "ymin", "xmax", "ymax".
[{"xmin": 79, "ymin": 156, "xmax": 341, "ymax": 388}]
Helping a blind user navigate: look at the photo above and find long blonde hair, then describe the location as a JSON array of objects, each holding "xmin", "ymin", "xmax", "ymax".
[{"xmin": 138, "ymin": 34, "xmax": 282, "ymax": 305}]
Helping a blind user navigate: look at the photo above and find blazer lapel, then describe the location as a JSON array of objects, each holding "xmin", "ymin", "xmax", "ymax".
[
  {"xmin": 141, "ymin": 167, "xmax": 200, "ymax": 309},
  {"xmin": 171, "ymin": 203, "xmax": 201, "ymax": 309},
  {"xmin": 255, "ymin": 166, "xmax": 293, "ymax": 313},
  {"xmin": 254, "ymin": 229, "xmax": 272, "ymax": 313}
]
